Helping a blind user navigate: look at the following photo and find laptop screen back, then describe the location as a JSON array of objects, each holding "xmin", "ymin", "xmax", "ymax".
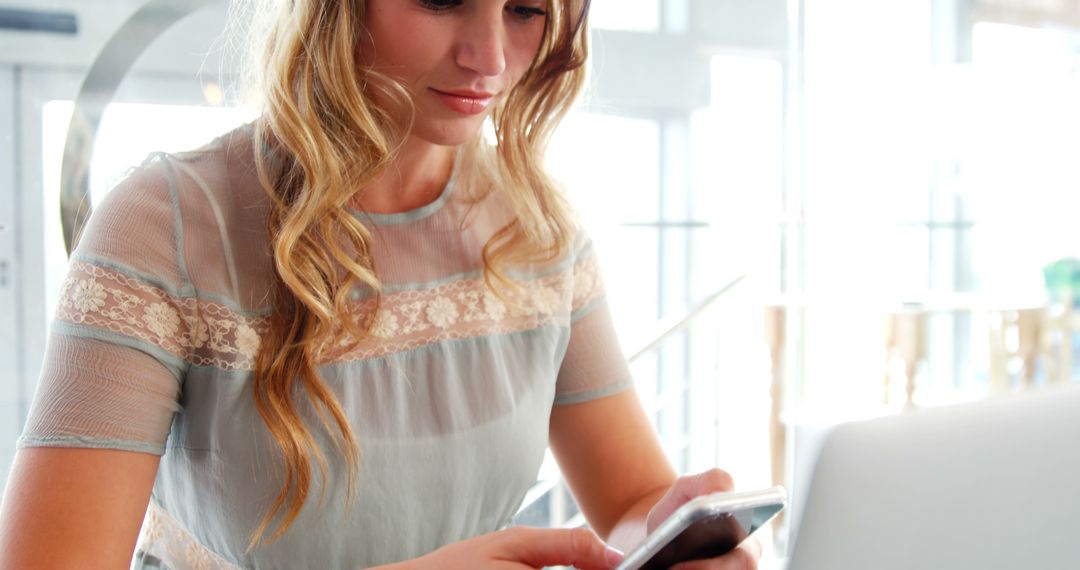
[{"xmin": 788, "ymin": 385, "xmax": 1080, "ymax": 570}]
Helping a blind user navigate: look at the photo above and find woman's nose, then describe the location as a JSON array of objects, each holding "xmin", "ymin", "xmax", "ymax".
[{"xmin": 455, "ymin": 12, "xmax": 508, "ymax": 77}]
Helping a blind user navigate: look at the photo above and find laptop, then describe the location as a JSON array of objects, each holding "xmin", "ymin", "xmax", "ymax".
[{"xmin": 787, "ymin": 384, "xmax": 1080, "ymax": 569}]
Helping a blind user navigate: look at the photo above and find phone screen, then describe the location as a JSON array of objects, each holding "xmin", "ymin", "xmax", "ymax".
[{"xmin": 636, "ymin": 503, "xmax": 783, "ymax": 569}]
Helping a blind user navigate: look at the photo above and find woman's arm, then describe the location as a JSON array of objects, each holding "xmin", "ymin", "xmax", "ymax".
[
  {"xmin": 551, "ymin": 389, "xmax": 760, "ymax": 569},
  {"xmin": 0, "ymin": 447, "xmax": 159, "ymax": 570},
  {"xmin": 549, "ymin": 388, "xmax": 677, "ymax": 552}
]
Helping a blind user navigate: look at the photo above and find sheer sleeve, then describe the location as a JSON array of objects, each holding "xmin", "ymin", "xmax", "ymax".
[
  {"xmin": 18, "ymin": 155, "xmax": 192, "ymax": 455},
  {"xmin": 554, "ymin": 239, "xmax": 634, "ymax": 405}
]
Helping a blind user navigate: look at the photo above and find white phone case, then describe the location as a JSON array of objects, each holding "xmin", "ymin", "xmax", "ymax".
[{"xmin": 615, "ymin": 485, "xmax": 788, "ymax": 570}]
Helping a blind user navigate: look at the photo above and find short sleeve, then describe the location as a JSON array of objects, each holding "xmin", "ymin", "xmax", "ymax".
[
  {"xmin": 553, "ymin": 239, "xmax": 634, "ymax": 405},
  {"xmin": 18, "ymin": 156, "xmax": 192, "ymax": 455}
]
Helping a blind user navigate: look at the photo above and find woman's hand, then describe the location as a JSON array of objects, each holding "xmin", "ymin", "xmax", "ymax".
[
  {"xmin": 644, "ymin": 469, "xmax": 762, "ymax": 570},
  {"xmin": 379, "ymin": 526, "xmax": 625, "ymax": 570}
]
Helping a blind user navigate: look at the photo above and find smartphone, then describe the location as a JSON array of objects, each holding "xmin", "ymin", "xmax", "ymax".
[{"xmin": 614, "ymin": 486, "xmax": 788, "ymax": 570}]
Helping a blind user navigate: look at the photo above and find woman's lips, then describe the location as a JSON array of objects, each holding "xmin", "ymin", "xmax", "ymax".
[{"xmin": 430, "ymin": 88, "xmax": 496, "ymax": 116}]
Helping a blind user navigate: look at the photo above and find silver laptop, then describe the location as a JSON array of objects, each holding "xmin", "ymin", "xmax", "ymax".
[{"xmin": 787, "ymin": 384, "xmax": 1080, "ymax": 569}]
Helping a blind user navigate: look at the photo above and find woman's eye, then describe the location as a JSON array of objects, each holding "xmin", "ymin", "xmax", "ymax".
[
  {"xmin": 507, "ymin": 3, "xmax": 548, "ymax": 21},
  {"xmin": 419, "ymin": 0, "xmax": 462, "ymax": 12}
]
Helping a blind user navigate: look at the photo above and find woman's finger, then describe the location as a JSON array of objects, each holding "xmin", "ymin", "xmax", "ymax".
[
  {"xmin": 499, "ymin": 526, "xmax": 624, "ymax": 570},
  {"xmin": 647, "ymin": 469, "xmax": 736, "ymax": 532}
]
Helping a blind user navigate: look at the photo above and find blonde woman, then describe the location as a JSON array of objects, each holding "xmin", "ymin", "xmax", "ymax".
[{"xmin": 0, "ymin": 0, "xmax": 760, "ymax": 568}]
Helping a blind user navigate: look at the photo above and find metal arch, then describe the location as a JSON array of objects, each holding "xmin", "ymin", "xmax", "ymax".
[{"xmin": 60, "ymin": 0, "xmax": 217, "ymax": 255}]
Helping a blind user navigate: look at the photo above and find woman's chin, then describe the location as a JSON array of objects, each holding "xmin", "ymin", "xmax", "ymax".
[{"xmin": 410, "ymin": 119, "xmax": 487, "ymax": 148}]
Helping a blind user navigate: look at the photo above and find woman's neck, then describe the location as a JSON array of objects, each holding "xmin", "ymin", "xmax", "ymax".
[{"xmin": 353, "ymin": 137, "xmax": 456, "ymax": 214}]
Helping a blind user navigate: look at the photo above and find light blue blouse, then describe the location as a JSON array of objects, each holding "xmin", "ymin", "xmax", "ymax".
[{"xmin": 18, "ymin": 126, "xmax": 633, "ymax": 569}]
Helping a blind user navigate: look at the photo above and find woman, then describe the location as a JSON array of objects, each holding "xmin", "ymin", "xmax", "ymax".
[{"xmin": 0, "ymin": 0, "xmax": 760, "ymax": 568}]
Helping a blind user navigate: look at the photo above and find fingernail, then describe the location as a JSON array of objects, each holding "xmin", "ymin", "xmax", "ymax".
[{"xmin": 605, "ymin": 545, "xmax": 625, "ymax": 566}]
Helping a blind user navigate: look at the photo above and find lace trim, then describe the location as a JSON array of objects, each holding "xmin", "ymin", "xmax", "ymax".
[
  {"xmin": 137, "ymin": 502, "xmax": 241, "ymax": 570},
  {"xmin": 55, "ymin": 256, "xmax": 604, "ymax": 371},
  {"xmin": 325, "ymin": 255, "xmax": 601, "ymax": 364},
  {"xmin": 56, "ymin": 262, "xmax": 267, "ymax": 371}
]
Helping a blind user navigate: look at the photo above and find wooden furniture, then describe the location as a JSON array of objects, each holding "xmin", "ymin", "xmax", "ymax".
[
  {"xmin": 987, "ymin": 307, "xmax": 1043, "ymax": 392},
  {"xmin": 764, "ymin": 304, "xmax": 786, "ymax": 540},
  {"xmin": 988, "ymin": 302, "xmax": 1078, "ymax": 391},
  {"xmin": 883, "ymin": 309, "xmax": 928, "ymax": 409}
]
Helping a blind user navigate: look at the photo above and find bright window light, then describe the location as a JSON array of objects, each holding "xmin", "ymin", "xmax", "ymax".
[{"xmin": 588, "ymin": 0, "xmax": 660, "ymax": 31}]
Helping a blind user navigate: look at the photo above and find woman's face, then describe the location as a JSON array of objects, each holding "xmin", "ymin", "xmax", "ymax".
[{"xmin": 362, "ymin": 0, "xmax": 551, "ymax": 146}]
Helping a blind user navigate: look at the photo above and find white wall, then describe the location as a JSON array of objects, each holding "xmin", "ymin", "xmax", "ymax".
[
  {"xmin": 0, "ymin": 0, "xmax": 234, "ymax": 74},
  {"xmin": 0, "ymin": 64, "xmax": 18, "ymax": 496},
  {"xmin": 690, "ymin": 0, "xmax": 789, "ymax": 53}
]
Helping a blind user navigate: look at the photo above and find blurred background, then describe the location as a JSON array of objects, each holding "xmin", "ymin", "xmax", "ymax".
[{"xmin": 3, "ymin": 0, "xmax": 1080, "ymax": 563}]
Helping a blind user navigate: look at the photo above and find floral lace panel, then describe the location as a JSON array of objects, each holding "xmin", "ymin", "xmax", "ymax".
[
  {"xmin": 324, "ymin": 254, "xmax": 604, "ymax": 362},
  {"xmin": 137, "ymin": 502, "xmax": 241, "ymax": 570},
  {"xmin": 56, "ymin": 262, "xmax": 266, "ymax": 371},
  {"xmin": 56, "ymin": 255, "xmax": 603, "ymax": 371}
]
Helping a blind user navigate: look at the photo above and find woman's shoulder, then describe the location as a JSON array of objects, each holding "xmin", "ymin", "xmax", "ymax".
[
  {"xmin": 163, "ymin": 122, "xmax": 270, "ymax": 216},
  {"xmin": 76, "ymin": 123, "xmax": 273, "ymax": 299},
  {"xmin": 73, "ymin": 152, "xmax": 184, "ymax": 281},
  {"xmin": 95, "ymin": 123, "xmax": 264, "ymax": 217}
]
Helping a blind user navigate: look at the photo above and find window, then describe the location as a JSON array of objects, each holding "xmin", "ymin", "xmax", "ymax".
[
  {"xmin": 516, "ymin": 48, "xmax": 787, "ymax": 542},
  {"xmin": 590, "ymin": 0, "xmax": 661, "ymax": 32}
]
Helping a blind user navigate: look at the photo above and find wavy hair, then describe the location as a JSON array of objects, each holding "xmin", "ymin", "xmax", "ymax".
[{"xmin": 232, "ymin": 0, "xmax": 591, "ymax": 547}]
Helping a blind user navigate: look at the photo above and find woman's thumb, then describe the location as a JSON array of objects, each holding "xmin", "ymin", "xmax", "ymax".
[{"xmin": 503, "ymin": 526, "xmax": 624, "ymax": 569}]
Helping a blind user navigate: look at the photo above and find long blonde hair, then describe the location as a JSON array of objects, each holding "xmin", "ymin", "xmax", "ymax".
[{"xmin": 235, "ymin": 0, "xmax": 591, "ymax": 546}]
